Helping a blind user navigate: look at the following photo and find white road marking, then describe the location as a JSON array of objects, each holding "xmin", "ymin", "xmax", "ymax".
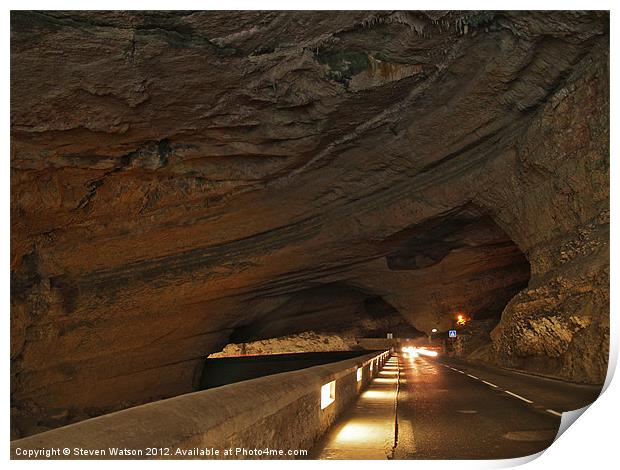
[
  {"xmin": 504, "ymin": 390, "xmax": 533, "ymax": 404},
  {"xmin": 446, "ymin": 365, "xmax": 540, "ymax": 407},
  {"xmin": 546, "ymin": 409, "xmax": 562, "ymax": 417}
]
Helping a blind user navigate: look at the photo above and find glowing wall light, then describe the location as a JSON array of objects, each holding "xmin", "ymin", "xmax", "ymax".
[
  {"xmin": 321, "ymin": 380, "xmax": 336, "ymax": 409},
  {"xmin": 356, "ymin": 367, "xmax": 362, "ymax": 382}
]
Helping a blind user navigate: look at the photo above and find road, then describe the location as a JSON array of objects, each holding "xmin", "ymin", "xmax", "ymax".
[
  {"xmin": 394, "ymin": 354, "xmax": 602, "ymax": 459},
  {"xmin": 309, "ymin": 352, "xmax": 602, "ymax": 459}
]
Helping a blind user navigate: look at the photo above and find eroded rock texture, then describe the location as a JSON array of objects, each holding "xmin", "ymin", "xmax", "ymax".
[
  {"xmin": 209, "ymin": 331, "xmax": 365, "ymax": 357},
  {"xmin": 11, "ymin": 11, "xmax": 609, "ymax": 437}
]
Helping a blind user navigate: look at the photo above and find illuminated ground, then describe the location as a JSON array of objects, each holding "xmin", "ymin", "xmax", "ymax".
[{"xmin": 310, "ymin": 356, "xmax": 400, "ymax": 459}]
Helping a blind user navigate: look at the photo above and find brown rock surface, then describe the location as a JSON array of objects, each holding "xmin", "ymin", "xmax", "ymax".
[
  {"xmin": 11, "ymin": 11, "xmax": 609, "ymax": 437},
  {"xmin": 208, "ymin": 331, "xmax": 361, "ymax": 357}
]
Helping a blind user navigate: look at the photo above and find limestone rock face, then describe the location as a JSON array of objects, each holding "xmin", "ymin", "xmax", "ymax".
[
  {"xmin": 11, "ymin": 11, "xmax": 609, "ymax": 437},
  {"xmin": 208, "ymin": 331, "xmax": 361, "ymax": 357},
  {"xmin": 449, "ymin": 319, "xmax": 498, "ymax": 359}
]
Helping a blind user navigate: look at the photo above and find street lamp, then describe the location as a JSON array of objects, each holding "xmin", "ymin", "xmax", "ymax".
[{"xmin": 428, "ymin": 327, "xmax": 438, "ymax": 343}]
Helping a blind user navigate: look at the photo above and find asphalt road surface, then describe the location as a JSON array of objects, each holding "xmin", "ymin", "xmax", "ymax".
[{"xmin": 394, "ymin": 354, "xmax": 602, "ymax": 459}]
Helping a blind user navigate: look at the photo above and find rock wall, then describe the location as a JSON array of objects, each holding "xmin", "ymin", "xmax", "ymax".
[
  {"xmin": 209, "ymin": 331, "xmax": 361, "ymax": 357},
  {"xmin": 447, "ymin": 319, "xmax": 498, "ymax": 358},
  {"xmin": 11, "ymin": 11, "xmax": 609, "ymax": 437},
  {"xmin": 488, "ymin": 41, "xmax": 609, "ymax": 383}
]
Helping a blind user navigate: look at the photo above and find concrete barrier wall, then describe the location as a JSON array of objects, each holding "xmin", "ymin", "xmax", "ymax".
[{"xmin": 11, "ymin": 350, "xmax": 391, "ymax": 460}]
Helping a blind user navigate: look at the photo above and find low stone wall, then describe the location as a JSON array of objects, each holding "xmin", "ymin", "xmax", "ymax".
[{"xmin": 11, "ymin": 350, "xmax": 391, "ymax": 460}]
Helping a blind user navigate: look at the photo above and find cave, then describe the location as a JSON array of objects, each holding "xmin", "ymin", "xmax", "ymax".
[
  {"xmin": 228, "ymin": 283, "xmax": 412, "ymax": 342},
  {"xmin": 10, "ymin": 10, "xmax": 609, "ymax": 445}
]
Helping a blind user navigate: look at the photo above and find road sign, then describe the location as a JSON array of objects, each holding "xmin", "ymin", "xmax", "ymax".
[{"xmin": 449, "ymin": 330, "xmax": 457, "ymax": 338}]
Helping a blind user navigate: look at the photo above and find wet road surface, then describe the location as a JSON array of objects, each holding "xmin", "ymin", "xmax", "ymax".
[{"xmin": 394, "ymin": 354, "xmax": 600, "ymax": 459}]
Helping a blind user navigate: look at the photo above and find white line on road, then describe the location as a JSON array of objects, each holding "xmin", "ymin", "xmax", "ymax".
[
  {"xmin": 482, "ymin": 380, "xmax": 498, "ymax": 388},
  {"xmin": 504, "ymin": 390, "xmax": 534, "ymax": 404},
  {"xmin": 467, "ymin": 374, "xmax": 479, "ymax": 380},
  {"xmin": 546, "ymin": 409, "xmax": 562, "ymax": 417},
  {"xmin": 457, "ymin": 370, "xmax": 465, "ymax": 374}
]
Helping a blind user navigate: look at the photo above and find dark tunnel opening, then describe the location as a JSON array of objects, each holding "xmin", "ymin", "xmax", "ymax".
[
  {"xmin": 219, "ymin": 206, "xmax": 530, "ymax": 361},
  {"xmin": 227, "ymin": 282, "xmax": 421, "ymax": 344}
]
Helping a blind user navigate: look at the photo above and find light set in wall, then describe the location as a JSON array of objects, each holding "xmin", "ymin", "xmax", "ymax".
[
  {"xmin": 320, "ymin": 351, "xmax": 389, "ymax": 411},
  {"xmin": 320, "ymin": 380, "xmax": 336, "ymax": 409}
]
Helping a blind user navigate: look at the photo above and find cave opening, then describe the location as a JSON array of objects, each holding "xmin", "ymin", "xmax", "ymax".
[
  {"xmin": 212, "ymin": 206, "xmax": 530, "ymax": 361},
  {"xmin": 226, "ymin": 282, "xmax": 423, "ymax": 347},
  {"xmin": 377, "ymin": 205, "xmax": 532, "ymax": 359}
]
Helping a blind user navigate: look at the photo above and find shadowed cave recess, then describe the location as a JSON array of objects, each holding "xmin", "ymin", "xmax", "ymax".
[{"xmin": 10, "ymin": 10, "xmax": 609, "ymax": 439}]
